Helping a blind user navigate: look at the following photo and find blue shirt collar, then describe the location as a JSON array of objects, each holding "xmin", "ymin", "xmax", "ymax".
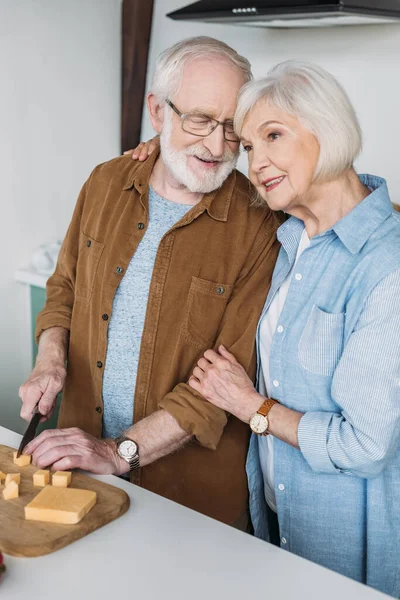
[{"xmin": 277, "ymin": 174, "xmax": 393, "ymax": 257}]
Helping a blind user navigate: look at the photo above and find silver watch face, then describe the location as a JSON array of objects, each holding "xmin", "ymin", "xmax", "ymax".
[{"xmin": 118, "ymin": 439, "xmax": 138, "ymax": 460}]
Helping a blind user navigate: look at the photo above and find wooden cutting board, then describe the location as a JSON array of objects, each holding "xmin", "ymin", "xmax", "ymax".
[{"xmin": 0, "ymin": 444, "xmax": 130, "ymax": 557}]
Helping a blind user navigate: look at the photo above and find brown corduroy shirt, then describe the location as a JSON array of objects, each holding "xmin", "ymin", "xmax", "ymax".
[{"xmin": 36, "ymin": 151, "xmax": 281, "ymax": 524}]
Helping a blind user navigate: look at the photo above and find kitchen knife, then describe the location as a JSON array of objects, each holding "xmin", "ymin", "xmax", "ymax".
[{"xmin": 16, "ymin": 405, "xmax": 43, "ymax": 458}]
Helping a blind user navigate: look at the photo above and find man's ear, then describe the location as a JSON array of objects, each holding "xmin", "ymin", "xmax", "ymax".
[{"xmin": 147, "ymin": 92, "xmax": 164, "ymax": 134}]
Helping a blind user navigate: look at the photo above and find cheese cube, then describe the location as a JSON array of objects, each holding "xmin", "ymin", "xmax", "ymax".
[
  {"xmin": 5, "ymin": 473, "xmax": 20, "ymax": 486},
  {"xmin": 24, "ymin": 486, "xmax": 97, "ymax": 524},
  {"xmin": 13, "ymin": 452, "xmax": 32, "ymax": 467},
  {"xmin": 0, "ymin": 471, "xmax": 6, "ymax": 484},
  {"xmin": 3, "ymin": 480, "xmax": 19, "ymax": 500},
  {"xmin": 52, "ymin": 471, "xmax": 72, "ymax": 487},
  {"xmin": 33, "ymin": 470, "xmax": 50, "ymax": 487}
]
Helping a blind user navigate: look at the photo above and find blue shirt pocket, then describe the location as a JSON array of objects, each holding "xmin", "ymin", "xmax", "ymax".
[{"xmin": 298, "ymin": 305, "xmax": 345, "ymax": 376}]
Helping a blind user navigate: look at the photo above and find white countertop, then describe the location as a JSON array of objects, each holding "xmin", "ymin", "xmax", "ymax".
[{"xmin": 0, "ymin": 426, "xmax": 390, "ymax": 600}]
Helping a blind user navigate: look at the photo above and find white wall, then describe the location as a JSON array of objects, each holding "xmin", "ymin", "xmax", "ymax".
[
  {"xmin": 0, "ymin": 0, "xmax": 121, "ymax": 433},
  {"xmin": 142, "ymin": 0, "xmax": 400, "ymax": 191}
]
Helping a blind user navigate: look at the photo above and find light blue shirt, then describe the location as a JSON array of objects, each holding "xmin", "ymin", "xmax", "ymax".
[
  {"xmin": 102, "ymin": 187, "xmax": 192, "ymax": 439},
  {"xmin": 247, "ymin": 175, "xmax": 400, "ymax": 598}
]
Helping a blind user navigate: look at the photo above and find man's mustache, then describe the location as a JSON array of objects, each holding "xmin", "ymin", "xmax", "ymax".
[{"xmin": 185, "ymin": 142, "xmax": 238, "ymax": 163}]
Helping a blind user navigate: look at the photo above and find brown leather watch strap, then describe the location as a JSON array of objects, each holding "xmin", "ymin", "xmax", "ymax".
[{"xmin": 257, "ymin": 398, "xmax": 278, "ymax": 417}]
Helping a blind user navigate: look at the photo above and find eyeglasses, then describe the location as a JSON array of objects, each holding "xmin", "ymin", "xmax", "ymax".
[{"xmin": 165, "ymin": 99, "xmax": 240, "ymax": 143}]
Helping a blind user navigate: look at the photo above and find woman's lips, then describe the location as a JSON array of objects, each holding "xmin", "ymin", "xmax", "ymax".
[{"xmin": 261, "ymin": 175, "xmax": 286, "ymax": 191}]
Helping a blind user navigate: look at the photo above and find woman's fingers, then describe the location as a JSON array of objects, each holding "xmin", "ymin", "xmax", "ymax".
[
  {"xmin": 133, "ymin": 143, "xmax": 145, "ymax": 159},
  {"xmin": 188, "ymin": 376, "xmax": 200, "ymax": 391},
  {"xmin": 218, "ymin": 345, "xmax": 238, "ymax": 364},
  {"xmin": 192, "ymin": 366, "xmax": 204, "ymax": 381},
  {"xmin": 197, "ymin": 357, "xmax": 211, "ymax": 371},
  {"xmin": 203, "ymin": 349, "xmax": 221, "ymax": 364}
]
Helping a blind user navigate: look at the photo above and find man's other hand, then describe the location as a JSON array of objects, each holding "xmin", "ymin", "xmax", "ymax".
[
  {"xmin": 123, "ymin": 135, "xmax": 160, "ymax": 161},
  {"xmin": 23, "ymin": 428, "xmax": 128, "ymax": 476},
  {"xmin": 19, "ymin": 361, "xmax": 67, "ymax": 422}
]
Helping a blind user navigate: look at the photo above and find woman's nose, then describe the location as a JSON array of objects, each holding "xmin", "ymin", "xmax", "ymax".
[{"xmin": 250, "ymin": 150, "xmax": 271, "ymax": 174}]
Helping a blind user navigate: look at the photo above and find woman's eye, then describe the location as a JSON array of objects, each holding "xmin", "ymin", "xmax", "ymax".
[
  {"xmin": 241, "ymin": 144, "xmax": 252, "ymax": 153},
  {"xmin": 268, "ymin": 132, "xmax": 281, "ymax": 141}
]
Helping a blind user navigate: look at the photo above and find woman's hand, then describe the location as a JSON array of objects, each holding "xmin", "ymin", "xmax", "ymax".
[
  {"xmin": 123, "ymin": 135, "xmax": 160, "ymax": 161},
  {"xmin": 189, "ymin": 345, "xmax": 263, "ymax": 423}
]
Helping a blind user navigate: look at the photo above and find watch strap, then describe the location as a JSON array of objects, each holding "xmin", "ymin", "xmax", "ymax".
[
  {"xmin": 251, "ymin": 398, "xmax": 278, "ymax": 436},
  {"xmin": 257, "ymin": 398, "xmax": 277, "ymax": 418}
]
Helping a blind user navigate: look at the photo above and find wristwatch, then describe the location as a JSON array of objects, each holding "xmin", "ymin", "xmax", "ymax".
[
  {"xmin": 115, "ymin": 435, "xmax": 140, "ymax": 471},
  {"xmin": 249, "ymin": 399, "xmax": 277, "ymax": 436}
]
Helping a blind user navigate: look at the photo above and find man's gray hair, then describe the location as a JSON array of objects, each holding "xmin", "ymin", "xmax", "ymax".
[
  {"xmin": 151, "ymin": 36, "xmax": 253, "ymax": 102},
  {"xmin": 235, "ymin": 60, "xmax": 363, "ymax": 181}
]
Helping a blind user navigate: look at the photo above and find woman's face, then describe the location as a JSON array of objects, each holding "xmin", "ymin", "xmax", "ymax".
[{"xmin": 240, "ymin": 100, "xmax": 320, "ymax": 213}]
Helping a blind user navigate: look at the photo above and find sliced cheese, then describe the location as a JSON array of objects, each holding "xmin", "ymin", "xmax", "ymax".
[
  {"xmin": 24, "ymin": 486, "xmax": 97, "ymax": 525},
  {"xmin": 0, "ymin": 471, "xmax": 6, "ymax": 484},
  {"xmin": 13, "ymin": 452, "xmax": 32, "ymax": 467},
  {"xmin": 3, "ymin": 480, "xmax": 19, "ymax": 500},
  {"xmin": 52, "ymin": 471, "xmax": 72, "ymax": 487},
  {"xmin": 33, "ymin": 470, "xmax": 50, "ymax": 487},
  {"xmin": 5, "ymin": 473, "xmax": 20, "ymax": 486}
]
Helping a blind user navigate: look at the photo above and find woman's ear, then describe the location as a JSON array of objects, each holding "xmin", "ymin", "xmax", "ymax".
[{"xmin": 146, "ymin": 92, "xmax": 164, "ymax": 134}]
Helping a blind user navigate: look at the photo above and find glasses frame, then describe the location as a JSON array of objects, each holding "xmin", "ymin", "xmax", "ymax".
[{"xmin": 165, "ymin": 99, "xmax": 239, "ymax": 143}]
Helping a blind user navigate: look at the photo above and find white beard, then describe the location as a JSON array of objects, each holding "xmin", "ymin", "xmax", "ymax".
[{"xmin": 159, "ymin": 113, "xmax": 239, "ymax": 194}]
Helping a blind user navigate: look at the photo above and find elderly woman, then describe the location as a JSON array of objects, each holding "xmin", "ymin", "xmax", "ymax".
[{"xmin": 188, "ymin": 61, "xmax": 400, "ymax": 597}]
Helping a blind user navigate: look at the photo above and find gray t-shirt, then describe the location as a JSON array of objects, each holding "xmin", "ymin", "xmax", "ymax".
[{"xmin": 102, "ymin": 186, "xmax": 192, "ymax": 439}]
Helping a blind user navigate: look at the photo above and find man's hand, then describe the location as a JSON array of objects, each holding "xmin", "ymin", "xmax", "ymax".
[
  {"xmin": 19, "ymin": 326, "xmax": 69, "ymax": 422},
  {"xmin": 24, "ymin": 428, "xmax": 128, "ymax": 476},
  {"xmin": 19, "ymin": 361, "xmax": 66, "ymax": 422},
  {"xmin": 123, "ymin": 135, "xmax": 160, "ymax": 161}
]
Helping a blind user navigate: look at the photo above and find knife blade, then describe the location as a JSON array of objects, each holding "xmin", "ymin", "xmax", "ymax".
[{"xmin": 17, "ymin": 405, "xmax": 43, "ymax": 458}]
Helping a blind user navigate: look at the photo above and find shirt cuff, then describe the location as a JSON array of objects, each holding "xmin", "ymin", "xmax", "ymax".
[
  {"xmin": 35, "ymin": 316, "xmax": 72, "ymax": 344},
  {"xmin": 159, "ymin": 383, "xmax": 227, "ymax": 450},
  {"xmin": 298, "ymin": 411, "xmax": 338, "ymax": 474}
]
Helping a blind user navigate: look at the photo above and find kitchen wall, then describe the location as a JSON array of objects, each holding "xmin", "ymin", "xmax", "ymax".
[
  {"xmin": 2, "ymin": 0, "xmax": 400, "ymax": 434},
  {"xmin": 0, "ymin": 0, "xmax": 120, "ymax": 433},
  {"xmin": 142, "ymin": 0, "xmax": 400, "ymax": 188}
]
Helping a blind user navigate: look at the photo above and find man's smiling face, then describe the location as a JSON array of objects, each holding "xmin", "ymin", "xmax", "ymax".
[{"xmin": 159, "ymin": 57, "xmax": 245, "ymax": 194}]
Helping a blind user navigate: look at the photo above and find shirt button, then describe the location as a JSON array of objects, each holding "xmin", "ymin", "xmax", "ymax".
[
  {"xmin": 102, "ymin": 314, "xmax": 109, "ymax": 321},
  {"xmin": 115, "ymin": 266, "xmax": 124, "ymax": 275},
  {"xmin": 216, "ymin": 286, "xmax": 225, "ymax": 295},
  {"xmin": 281, "ymin": 537, "xmax": 287, "ymax": 545},
  {"xmin": 295, "ymin": 273, "xmax": 302, "ymax": 281},
  {"xmin": 273, "ymin": 380, "xmax": 279, "ymax": 387},
  {"xmin": 277, "ymin": 325, "xmax": 284, "ymax": 333},
  {"xmin": 96, "ymin": 361, "xmax": 103, "ymax": 368},
  {"xmin": 278, "ymin": 483, "xmax": 285, "ymax": 491},
  {"xmin": 95, "ymin": 406, "xmax": 102, "ymax": 414},
  {"xmin": 137, "ymin": 222, "xmax": 145, "ymax": 230},
  {"xmin": 86, "ymin": 240, "xmax": 91, "ymax": 247}
]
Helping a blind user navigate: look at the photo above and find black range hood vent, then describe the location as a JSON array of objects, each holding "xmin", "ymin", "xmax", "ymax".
[{"xmin": 167, "ymin": 1, "xmax": 400, "ymax": 28}]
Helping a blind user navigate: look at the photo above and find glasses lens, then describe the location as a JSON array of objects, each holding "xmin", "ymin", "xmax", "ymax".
[
  {"xmin": 182, "ymin": 113, "xmax": 239, "ymax": 142},
  {"xmin": 223, "ymin": 123, "xmax": 239, "ymax": 142},
  {"xmin": 183, "ymin": 114, "xmax": 213, "ymax": 135}
]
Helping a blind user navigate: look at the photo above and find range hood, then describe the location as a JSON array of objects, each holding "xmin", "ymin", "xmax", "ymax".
[{"xmin": 167, "ymin": 1, "xmax": 400, "ymax": 28}]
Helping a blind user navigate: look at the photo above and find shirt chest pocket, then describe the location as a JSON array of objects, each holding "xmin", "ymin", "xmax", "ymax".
[
  {"xmin": 298, "ymin": 305, "xmax": 345, "ymax": 376},
  {"xmin": 75, "ymin": 231, "xmax": 105, "ymax": 303},
  {"xmin": 182, "ymin": 276, "xmax": 234, "ymax": 349}
]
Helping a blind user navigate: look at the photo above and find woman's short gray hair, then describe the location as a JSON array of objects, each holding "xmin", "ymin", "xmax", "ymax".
[
  {"xmin": 151, "ymin": 36, "xmax": 252, "ymax": 102},
  {"xmin": 235, "ymin": 60, "xmax": 362, "ymax": 181}
]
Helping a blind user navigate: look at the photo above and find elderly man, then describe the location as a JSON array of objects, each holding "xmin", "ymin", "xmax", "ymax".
[{"xmin": 19, "ymin": 36, "xmax": 280, "ymax": 527}]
